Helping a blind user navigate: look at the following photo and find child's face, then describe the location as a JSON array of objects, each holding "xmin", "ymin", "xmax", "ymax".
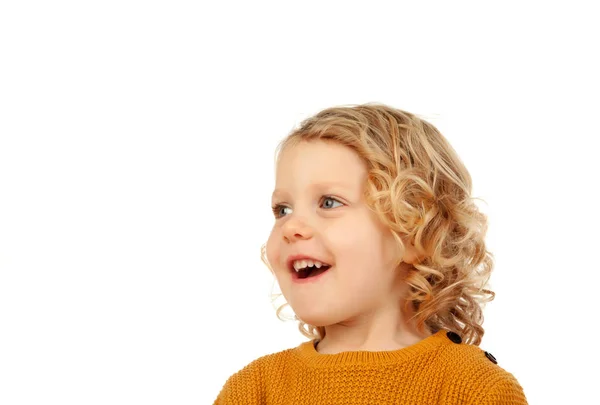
[{"xmin": 266, "ymin": 140, "xmax": 409, "ymax": 328}]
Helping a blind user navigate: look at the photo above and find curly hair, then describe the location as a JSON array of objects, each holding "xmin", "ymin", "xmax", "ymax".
[{"xmin": 260, "ymin": 103, "xmax": 495, "ymax": 346}]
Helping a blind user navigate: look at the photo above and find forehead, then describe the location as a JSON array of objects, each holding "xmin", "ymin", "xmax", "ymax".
[{"xmin": 273, "ymin": 140, "xmax": 367, "ymax": 196}]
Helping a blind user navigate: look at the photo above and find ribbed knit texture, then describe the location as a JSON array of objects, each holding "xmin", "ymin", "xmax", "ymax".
[{"xmin": 213, "ymin": 329, "xmax": 527, "ymax": 404}]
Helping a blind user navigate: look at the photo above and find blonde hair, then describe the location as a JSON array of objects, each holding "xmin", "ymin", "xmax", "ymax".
[{"xmin": 260, "ymin": 103, "xmax": 495, "ymax": 346}]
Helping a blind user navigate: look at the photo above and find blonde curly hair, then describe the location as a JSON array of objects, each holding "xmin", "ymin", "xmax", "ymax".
[{"xmin": 260, "ymin": 103, "xmax": 495, "ymax": 346}]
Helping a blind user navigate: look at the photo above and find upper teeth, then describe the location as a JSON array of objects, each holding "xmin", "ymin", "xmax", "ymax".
[{"xmin": 292, "ymin": 259, "xmax": 328, "ymax": 272}]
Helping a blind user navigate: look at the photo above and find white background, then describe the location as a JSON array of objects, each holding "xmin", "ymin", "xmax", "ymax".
[{"xmin": 1, "ymin": 1, "xmax": 598, "ymax": 404}]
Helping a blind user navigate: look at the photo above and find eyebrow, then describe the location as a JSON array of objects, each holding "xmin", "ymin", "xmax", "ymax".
[{"xmin": 271, "ymin": 181, "xmax": 354, "ymax": 199}]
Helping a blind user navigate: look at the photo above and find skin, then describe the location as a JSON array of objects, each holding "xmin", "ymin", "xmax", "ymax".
[{"xmin": 266, "ymin": 139, "xmax": 431, "ymax": 354}]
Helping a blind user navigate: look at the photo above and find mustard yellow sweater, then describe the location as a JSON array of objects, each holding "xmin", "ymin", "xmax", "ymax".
[{"xmin": 213, "ymin": 329, "xmax": 527, "ymax": 404}]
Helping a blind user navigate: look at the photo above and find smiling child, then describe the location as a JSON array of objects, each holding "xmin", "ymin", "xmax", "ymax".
[{"xmin": 214, "ymin": 103, "xmax": 527, "ymax": 404}]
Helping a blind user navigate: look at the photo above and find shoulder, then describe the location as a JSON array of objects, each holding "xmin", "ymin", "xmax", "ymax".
[
  {"xmin": 213, "ymin": 344, "xmax": 302, "ymax": 404},
  {"xmin": 437, "ymin": 335, "xmax": 527, "ymax": 404},
  {"xmin": 241, "ymin": 343, "xmax": 303, "ymax": 374}
]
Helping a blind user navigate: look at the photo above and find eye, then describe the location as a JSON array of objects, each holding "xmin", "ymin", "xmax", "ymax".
[
  {"xmin": 271, "ymin": 204, "xmax": 292, "ymax": 219},
  {"xmin": 321, "ymin": 196, "xmax": 343, "ymax": 209},
  {"xmin": 271, "ymin": 196, "xmax": 344, "ymax": 218}
]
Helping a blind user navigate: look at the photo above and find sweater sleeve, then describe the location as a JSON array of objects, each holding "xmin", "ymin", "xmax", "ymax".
[
  {"xmin": 212, "ymin": 360, "xmax": 264, "ymax": 405},
  {"xmin": 480, "ymin": 375, "xmax": 528, "ymax": 405}
]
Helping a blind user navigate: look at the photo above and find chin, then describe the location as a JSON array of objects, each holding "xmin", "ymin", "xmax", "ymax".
[{"xmin": 293, "ymin": 308, "xmax": 335, "ymax": 328}]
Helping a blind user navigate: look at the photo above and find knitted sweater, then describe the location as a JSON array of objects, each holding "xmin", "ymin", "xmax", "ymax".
[{"xmin": 213, "ymin": 329, "xmax": 527, "ymax": 404}]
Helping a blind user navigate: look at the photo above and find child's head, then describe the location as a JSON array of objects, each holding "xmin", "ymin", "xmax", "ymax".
[{"xmin": 262, "ymin": 103, "xmax": 494, "ymax": 345}]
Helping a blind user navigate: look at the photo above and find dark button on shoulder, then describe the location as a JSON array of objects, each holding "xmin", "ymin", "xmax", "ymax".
[
  {"xmin": 484, "ymin": 351, "xmax": 498, "ymax": 364},
  {"xmin": 446, "ymin": 331, "xmax": 462, "ymax": 344}
]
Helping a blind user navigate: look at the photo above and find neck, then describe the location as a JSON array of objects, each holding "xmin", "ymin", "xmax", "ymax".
[{"xmin": 315, "ymin": 301, "xmax": 430, "ymax": 354}]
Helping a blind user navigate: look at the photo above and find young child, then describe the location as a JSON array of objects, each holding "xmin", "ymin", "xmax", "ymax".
[{"xmin": 213, "ymin": 103, "xmax": 528, "ymax": 404}]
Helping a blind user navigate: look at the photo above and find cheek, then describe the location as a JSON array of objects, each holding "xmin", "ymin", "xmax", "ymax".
[
  {"xmin": 327, "ymin": 216, "xmax": 389, "ymax": 266},
  {"xmin": 332, "ymin": 212, "xmax": 371, "ymax": 242},
  {"xmin": 265, "ymin": 229, "xmax": 281, "ymax": 269},
  {"xmin": 325, "ymin": 219, "xmax": 372, "ymax": 259}
]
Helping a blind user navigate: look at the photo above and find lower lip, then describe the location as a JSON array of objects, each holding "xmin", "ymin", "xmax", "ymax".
[{"xmin": 292, "ymin": 267, "xmax": 332, "ymax": 284}]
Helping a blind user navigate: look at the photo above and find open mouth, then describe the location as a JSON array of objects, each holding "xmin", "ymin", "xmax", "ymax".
[{"xmin": 293, "ymin": 264, "xmax": 332, "ymax": 279}]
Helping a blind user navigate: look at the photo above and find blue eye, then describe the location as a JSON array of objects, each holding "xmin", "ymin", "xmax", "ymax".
[
  {"xmin": 271, "ymin": 196, "xmax": 343, "ymax": 219},
  {"xmin": 271, "ymin": 205, "xmax": 292, "ymax": 218},
  {"xmin": 321, "ymin": 196, "xmax": 343, "ymax": 209}
]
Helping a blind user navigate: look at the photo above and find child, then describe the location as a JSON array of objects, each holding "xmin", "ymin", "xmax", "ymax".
[{"xmin": 213, "ymin": 103, "xmax": 527, "ymax": 404}]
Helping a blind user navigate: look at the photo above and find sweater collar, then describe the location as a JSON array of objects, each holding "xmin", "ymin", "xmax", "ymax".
[{"xmin": 293, "ymin": 329, "xmax": 450, "ymax": 367}]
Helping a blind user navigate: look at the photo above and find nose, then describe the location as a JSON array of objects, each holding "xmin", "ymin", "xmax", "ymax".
[{"xmin": 282, "ymin": 216, "xmax": 314, "ymax": 243}]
